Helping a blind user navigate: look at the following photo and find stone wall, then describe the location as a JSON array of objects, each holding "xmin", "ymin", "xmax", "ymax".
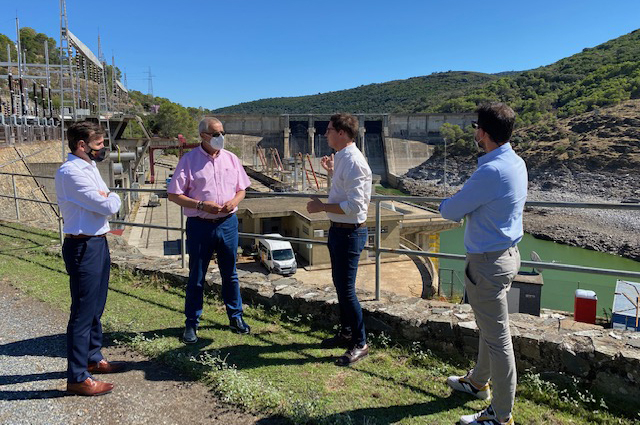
[{"xmin": 101, "ymin": 233, "xmax": 640, "ymax": 405}]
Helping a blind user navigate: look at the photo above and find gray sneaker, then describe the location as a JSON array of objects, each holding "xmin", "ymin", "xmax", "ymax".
[
  {"xmin": 182, "ymin": 326, "xmax": 198, "ymax": 344},
  {"xmin": 447, "ymin": 372, "xmax": 491, "ymax": 400}
]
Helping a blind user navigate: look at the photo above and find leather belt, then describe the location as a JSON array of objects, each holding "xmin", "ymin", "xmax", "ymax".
[
  {"xmin": 65, "ymin": 233, "xmax": 107, "ymax": 239},
  {"xmin": 195, "ymin": 214, "xmax": 233, "ymax": 225},
  {"xmin": 330, "ymin": 221, "xmax": 364, "ymax": 229}
]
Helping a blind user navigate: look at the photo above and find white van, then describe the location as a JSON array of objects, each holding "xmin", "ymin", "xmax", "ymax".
[{"xmin": 257, "ymin": 234, "xmax": 297, "ymax": 275}]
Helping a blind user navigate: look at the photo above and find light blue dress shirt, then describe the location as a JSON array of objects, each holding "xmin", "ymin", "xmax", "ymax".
[{"xmin": 439, "ymin": 143, "xmax": 528, "ymax": 253}]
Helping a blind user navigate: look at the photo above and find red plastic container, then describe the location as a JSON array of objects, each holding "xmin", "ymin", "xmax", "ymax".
[{"xmin": 574, "ymin": 289, "xmax": 597, "ymax": 324}]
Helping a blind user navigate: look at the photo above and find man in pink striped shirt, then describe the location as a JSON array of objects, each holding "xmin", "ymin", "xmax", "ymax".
[{"xmin": 168, "ymin": 117, "xmax": 251, "ymax": 343}]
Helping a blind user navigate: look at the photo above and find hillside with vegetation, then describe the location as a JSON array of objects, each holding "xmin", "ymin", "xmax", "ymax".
[
  {"xmin": 214, "ymin": 29, "xmax": 640, "ymax": 127},
  {"xmin": 435, "ymin": 29, "xmax": 640, "ymax": 125},
  {"xmin": 213, "ymin": 71, "xmax": 498, "ymax": 114}
]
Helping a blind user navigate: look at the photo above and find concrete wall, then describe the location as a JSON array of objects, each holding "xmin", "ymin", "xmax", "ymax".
[
  {"xmin": 215, "ymin": 113, "xmax": 475, "ymax": 183},
  {"xmin": 388, "ymin": 113, "xmax": 476, "ymax": 137},
  {"xmin": 385, "ymin": 138, "xmax": 435, "ymax": 176}
]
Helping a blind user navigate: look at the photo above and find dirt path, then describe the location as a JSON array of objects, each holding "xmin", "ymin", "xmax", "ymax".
[{"xmin": 0, "ymin": 281, "xmax": 280, "ymax": 425}]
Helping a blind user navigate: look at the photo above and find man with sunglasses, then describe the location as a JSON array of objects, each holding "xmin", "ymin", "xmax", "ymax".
[
  {"xmin": 307, "ymin": 113, "xmax": 372, "ymax": 366},
  {"xmin": 168, "ymin": 117, "xmax": 251, "ymax": 343},
  {"xmin": 439, "ymin": 103, "xmax": 527, "ymax": 425}
]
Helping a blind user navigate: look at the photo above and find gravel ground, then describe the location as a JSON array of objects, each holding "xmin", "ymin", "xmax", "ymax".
[{"xmin": 0, "ymin": 282, "xmax": 277, "ymax": 425}]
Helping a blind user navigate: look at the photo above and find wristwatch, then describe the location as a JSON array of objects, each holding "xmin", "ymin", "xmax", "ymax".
[{"xmin": 196, "ymin": 200, "xmax": 204, "ymax": 211}]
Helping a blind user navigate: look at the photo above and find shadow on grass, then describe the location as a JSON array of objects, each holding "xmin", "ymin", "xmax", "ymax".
[
  {"xmin": 0, "ymin": 223, "xmax": 57, "ymax": 247},
  {"xmin": 318, "ymin": 394, "xmax": 468, "ymax": 424},
  {"xmin": 0, "ymin": 250, "xmax": 68, "ymax": 276}
]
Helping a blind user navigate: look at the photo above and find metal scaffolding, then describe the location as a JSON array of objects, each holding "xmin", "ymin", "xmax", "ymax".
[{"xmin": 0, "ymin": 0, "xmax": 130, "ymax": 149}]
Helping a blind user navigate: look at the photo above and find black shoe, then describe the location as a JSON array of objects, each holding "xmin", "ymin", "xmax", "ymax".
[
  {"xmin": 182, "ymin": 325, "xmax": 198, "ymax": 344},
  {"xmin": 229, "ymin": 316, "xmax": 251, "ymax": 334},
  {"xmin": 335, "ymin": 344, "xmax": 369, "ymax": 366},
  {"xmin": 320, "ymin": 332, "xmax": 352, "ymax": 349}
]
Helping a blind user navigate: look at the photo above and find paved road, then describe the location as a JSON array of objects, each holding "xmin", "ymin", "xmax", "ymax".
[{"xmin": 0, "ymin": 281, "xmax": 271, "ymax": 425}]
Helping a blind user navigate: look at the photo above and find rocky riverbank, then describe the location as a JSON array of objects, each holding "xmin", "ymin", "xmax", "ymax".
[
  {"xmin": 400, "ymin": 161, "xmax": 640, "ymax": 262},
  {"xmin": 399, "ymin": 100, "xmax": 640, "ymax": 262}
]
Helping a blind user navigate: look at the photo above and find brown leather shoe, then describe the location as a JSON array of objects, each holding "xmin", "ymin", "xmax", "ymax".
[
  {"xmin": 87, "ymin": 359, "xmax": 126, "ymax": 374},
  {"xmin": 66, "ymin": 377, "xmax": 114, "ymax": 396},
  {"xmin": 335, "ymin": 344, "xmax": 369, "ymax": 366}
]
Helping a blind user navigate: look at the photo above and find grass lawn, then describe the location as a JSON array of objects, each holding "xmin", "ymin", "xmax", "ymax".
[{"xmin": 0, "ymin": 221, "xmax": 636, "ymax": 424}]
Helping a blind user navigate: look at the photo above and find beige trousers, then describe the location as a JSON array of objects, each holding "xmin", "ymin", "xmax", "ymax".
[{"xmin": 464, "ymin": 246, "xmax": 520, "ymax": 420}]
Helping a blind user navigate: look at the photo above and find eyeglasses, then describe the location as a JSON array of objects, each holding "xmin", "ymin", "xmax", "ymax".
[
  {"xmin": 203, "ymin": 130, "xmax": 226, "ymax": 137},
  {"xmin": 471, "ymin": 121, "xmax": 479, "ymax": 129}
]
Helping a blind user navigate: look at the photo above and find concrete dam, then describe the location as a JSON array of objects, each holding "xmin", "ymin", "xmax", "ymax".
[{"xmin": 217, "ymin": 112, "xmax": 476, "ymax": 184}]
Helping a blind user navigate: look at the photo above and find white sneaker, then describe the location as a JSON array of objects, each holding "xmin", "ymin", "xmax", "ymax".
[
  {"xmin": 447, "ymin": 372, "xmax": 491, "ymax": 400},
  {"xmin": 460, "ymin": 405, "xmax": 514, "ymax": 425}
]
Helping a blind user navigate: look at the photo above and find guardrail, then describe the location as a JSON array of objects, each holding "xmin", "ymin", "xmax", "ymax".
[{"xmin": 1, "ymin": 170, "xmax": 640, "ymax": 302}]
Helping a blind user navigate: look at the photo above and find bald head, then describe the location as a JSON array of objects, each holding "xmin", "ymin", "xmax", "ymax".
[{"xmin": 198, "ymin": 117, "xmax": 223, "ymax": 133}]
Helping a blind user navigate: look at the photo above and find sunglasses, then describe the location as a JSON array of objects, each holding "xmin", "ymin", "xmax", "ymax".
[
  {"xmin": 203, "ymin": 131, "xmax": 226, "ymax": 137},
  {"xmin": 471, "ymin": 121, "xmax": 479, "ymax": 129}
]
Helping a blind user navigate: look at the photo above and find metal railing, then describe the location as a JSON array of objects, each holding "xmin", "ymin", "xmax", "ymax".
[{"xmin": 2, "ymin": 170, "xmax": 640, "ymax": 301}]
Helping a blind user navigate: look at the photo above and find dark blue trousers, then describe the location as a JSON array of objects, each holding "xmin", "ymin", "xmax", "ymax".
[
  {"xmin": 185, "ymin": 215, "xmax": 243, "ymax": 328},
  {"xmin": 328, "ymin": 226, "xmax": 368, "ymax": 347},
  {"xmin": 62, "ymin": 236, "xmax": 110, "ymax": 383}
]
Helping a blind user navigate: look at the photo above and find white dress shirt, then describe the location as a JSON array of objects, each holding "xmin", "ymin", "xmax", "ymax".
[
  {"xmin": 55, "ymin": 153, "xmax": 121, "ymax": 235},
  {"xmin": 327, "ymin": 143, "xmax": 372, "ymax": 224}
]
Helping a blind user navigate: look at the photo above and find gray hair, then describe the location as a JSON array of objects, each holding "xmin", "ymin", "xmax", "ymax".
[{"xmin": 198, "ymin": 117, "xmax": 222, "ymax": 133}]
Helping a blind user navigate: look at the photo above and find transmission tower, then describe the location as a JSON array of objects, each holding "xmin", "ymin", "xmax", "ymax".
[{"xmin": 146, "ymin": 66, "xmax": 155, "ymax": 98}]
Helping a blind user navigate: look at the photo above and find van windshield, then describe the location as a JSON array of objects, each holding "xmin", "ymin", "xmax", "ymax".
[{"xmin": 272, "ymin": 249, "xmax": 294, "ymax": 261}]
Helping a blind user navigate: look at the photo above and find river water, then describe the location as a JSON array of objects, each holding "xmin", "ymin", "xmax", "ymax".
[{"xmin": 439, "ymin": 226, "xmax": 640, "ymax": 315}]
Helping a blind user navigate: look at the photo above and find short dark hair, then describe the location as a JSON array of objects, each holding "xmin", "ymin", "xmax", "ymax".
[
  {"xmin": 330, "ymin": 113, "xmax": 358, "ymax": 140},
  {"xmin": 67, "ymin": 121, "xmax": 104, "ymax": 151},
  {"xmin": 475, "ymin": 102, "xmax": 516, "ymax": 145}
]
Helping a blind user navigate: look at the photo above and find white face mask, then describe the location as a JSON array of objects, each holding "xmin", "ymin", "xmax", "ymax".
[{"xmin": 209, "ymin": 134, "xmax": 224, "ymax": 151}]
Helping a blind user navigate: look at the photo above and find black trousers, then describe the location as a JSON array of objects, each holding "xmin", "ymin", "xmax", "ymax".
[{"xmin": 62, "ymin": 236, "xmax": 110, "ymax": 383}]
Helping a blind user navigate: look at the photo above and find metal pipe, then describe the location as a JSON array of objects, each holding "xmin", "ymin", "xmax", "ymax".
[
  {"xmin": 108, "ymin": 220, "xmax": 181, "ymax": 231},
  {"xmin": 375, "ymin": 199, "xmax": 381, "ymax": 300},
  {"xmin": 40, "ymin": 85, "xmax": 46, "ymax": 116},
  {"xmin": 33, "ymin": 82, "xmax": 38, "ymax": 117},
  {"xmin": 377, "ymin": 247, "xmax": 640, "ymax": 280},
  {"xmin": 18, "ymin": 77, "xmax": 25, "ymax": 116},
  {"xmin": 15, "ymin": 18, "xmax": 22, "ymax": 80},
  {"xmin": 180, "ymin": 207, "xmax": 186, "ymax": 268},
  {"xmin": 8, "ymin": 74, "xmax": 15, "ymax": 115},
  {"xmin": 58, "ymin": 214, "xmax": 64, "ymax": 248},
  {"xmin": 0, "ymin": 193, "xmax": 57, "ymax": 205}
]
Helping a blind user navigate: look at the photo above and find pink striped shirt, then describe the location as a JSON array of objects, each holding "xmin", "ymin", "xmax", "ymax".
[{"xmin": 168, "ymin": 146, "xmax": 251, "ymax": 218}]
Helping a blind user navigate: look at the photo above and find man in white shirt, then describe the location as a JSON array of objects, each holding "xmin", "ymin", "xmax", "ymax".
[
  {"xmin": 55, "ymin": 121, "xmax": 123, "ymax": 396},
  {"xmin": 307, "ymin": 113, "xmax": 372, "ymax": 366}
]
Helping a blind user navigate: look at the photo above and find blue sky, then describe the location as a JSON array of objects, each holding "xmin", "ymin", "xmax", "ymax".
[{"xmin": 2, "ymin": 0, "xmax": 640, "ymax": 110}]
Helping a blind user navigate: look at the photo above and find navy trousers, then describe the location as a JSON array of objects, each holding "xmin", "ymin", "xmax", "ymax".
[
  {"xmin": 62, "ymin": 236, "xmax": 110, "ymax": 383},
  {"xmin": 327, "ymin": 226, "xmax": 368, "ymax": 347},
  {"xmin": 185, "ymin": 215, "xmax": 243, "ymax": 328}
]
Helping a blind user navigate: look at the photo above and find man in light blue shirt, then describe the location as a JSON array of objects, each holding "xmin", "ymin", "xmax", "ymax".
[{"xmin": 440, "ymin": 103, "xmax": 527, "ymax": 425}]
